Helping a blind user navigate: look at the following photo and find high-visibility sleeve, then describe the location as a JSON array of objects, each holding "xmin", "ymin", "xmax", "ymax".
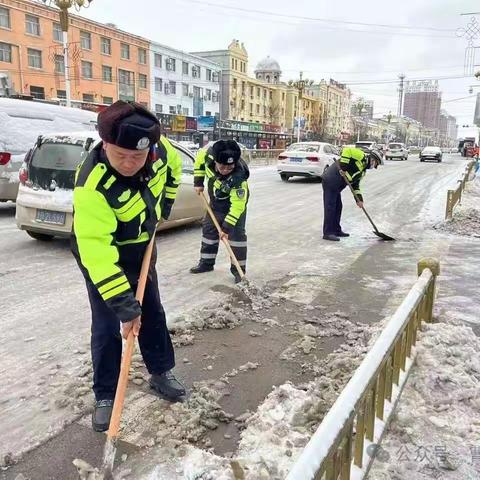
[
  {"xmin": 222, "ymin": 180, "xmax": 249, "ymax": 232},
  {"xmin": 160, "ymin": 136, "xmax": 182, "ymax": 202},
  {"xmin": 194, "ymin": 148, "xmax": 207, "ymax": 187},
  {"xmin": 73, "ymin": 186, "xmax": 141, "ymax": 322}
]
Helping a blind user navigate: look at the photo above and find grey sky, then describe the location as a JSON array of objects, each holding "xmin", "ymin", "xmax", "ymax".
[{"xmin": 80, "ymin": 0, "xmax": 480, "ymax": 137}]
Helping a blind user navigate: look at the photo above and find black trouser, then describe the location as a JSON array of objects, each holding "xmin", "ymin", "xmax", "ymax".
[
  {"xmin": 322, "ymin": 173, "xmax": 346, "ymax": 236},
  {"xmin": 86, "ymin": 269, "xmax": 174, "ymax": 401},
  {"xmin": 199, "ymin": 210, "xmax": 247, "ymax": 274}
]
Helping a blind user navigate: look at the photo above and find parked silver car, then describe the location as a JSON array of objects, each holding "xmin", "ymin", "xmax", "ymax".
[
  {"xmin": 0, "ymin": 98, "xmax": 97, "ymax": 202},
  {"xmin": 15, "ymin": 132, "xmax": 204, "ymax": 240}
]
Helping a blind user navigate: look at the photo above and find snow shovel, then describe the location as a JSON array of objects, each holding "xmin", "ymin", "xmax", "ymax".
[
  {"xmin": 340, "ymin": 171, "xmax": 395, "ymax": 241},
  {"xmin": 199, "ymin": 191, "xmax": 247, "ymax": 283},
  {"xmin": 100, "ymin": 229, "xmax": 157, "ymax": 480}
]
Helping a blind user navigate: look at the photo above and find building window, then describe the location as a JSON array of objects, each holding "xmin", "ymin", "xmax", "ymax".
[
  {"xmin": 27, "ymin": 48, "xmax": 42, "ymax": 69},
  {"xmin": 138, "ymin": 73, "xmax": 147, "ymax": 89},
  {"xmin": 82, "ymin": 93, "xmax": 94, "ymax": 103},
  {"xmin": 138, "ymin": 48, "xmax": 147, "ymax": 65},
  {"xmin": 0, "ymin": 7, "xmax": 10, "ymax": 29},
  {"xmin": 263, "ymin": 89, "xmax": 266, "ymax": 99},
  {"xmin": 169, "ymin": 81, "xmax": 176, "ymax": 94},
  {"xmin": 169, "ymin": 106, "xmax": 176, "ymax": 114},
  {"xmin": 0, "ymin": 42, "xmax": 12, "ymax": 63},
  {"xmin": 264, "ymin": 105, "xmax": 267, "ymax": 115},
  {"xmin": 120, "ymin": 43, "xmax": 130, "ymax": 60},
  {"xmin": 81, "ymin": 60, "xmax": 93, "ymax": 79},
  {"xmin": 103, "ymin": 96, "xmax": 113, "ymax": 104},
  {"xmin": 257, "ymin": 87, "xmax": 260, "ymax": 97},
  {"xmin": 166, "ymin": 58, "xmax": 176, "ymax": 71},
  {"xmin": 30, "ymin": 86, "xmax": 45, "ymax": 99},
  {"xmin": 154, "ymin": 77, "xmax": 163, "ymax": 92},
  {"xmin": 249, "ymin": 103, "xmax": 253, "ymax": 114},
  {"xmin": 182, "ymin": 61, "xmax": 189, "ymax": 75},
  {"xmin": 182, "ymin": 107, "xmax": 189, "ymax": 115},
  {"xmin": 155, "ymin": 104, "xmax": 162, "ymax": 113},
  {"xmin": 101, "ymin": 37, "xmax": 111, "ymax": 55},
  {"xmin": 102, "ymin": 65, "xmax": 112, "ymax": 82},
  {"xmin": 80, "ymin": 30, "xmax": 92, "ymax": 50},
  {"xmin": 192, "ymin": 65, "xmax": 200, "ymax": 78},
  {"xmin": 206, "ymin": 69, "xmax": 212, "ymax": 81},
  {"xmin": 256, "ymin": 104, "xmax": 260, "ymax": 114},
  {"xmin": 53, "ymin": 22, "xmax": 62, "ymax": 42},
  {"xmin": 57, "ymin": 89, "xmax": 66, "ymax": 99},
  {"xmin": 269, "ymin": 91, "xmax": 273, "ymax": 100},
  {"xmin": 231, "ymin": 58, "xmax": 234, "ymax": 69},
  {"xmin": 182, "ymin": 83, "xmax": 189, "ymax": 96},
  {"xmin": 206, "ymin": 111, "xmax": 211, "ymax": 116},
  {"xmin": 54, "ymin": 54, "xmax": 65, "ymax": 74},
  {"xmin": 118, "ymin": 69, "xmax": 132, "ymax": 85},
  {"xmin": 233, "ymin": 78, "xmax": 237, "ymax": 89},
  {"xmin": 25, "ymin": 14, "xmax": 40, "ymax": 36},
  {"xmin": 154, "ymin": 53, "xmax": 162, "ymax": 68},
  {"xmin": 206, "ymin": 89, "xmax": 212, "ymax": 101}
]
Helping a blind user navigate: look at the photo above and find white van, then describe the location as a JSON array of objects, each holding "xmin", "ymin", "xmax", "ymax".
[{"xmin": 0, "ymin": 98, "xmax": 97, "ymax": 202}]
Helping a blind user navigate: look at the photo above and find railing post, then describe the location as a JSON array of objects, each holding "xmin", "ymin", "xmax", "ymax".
[
  {"xmin": 417, "ymin": 258, "xmax": 440, "ymax": 323},
  {"xmin": 445, "ymin": 190, "xmax": 453, "ymax": 220}
]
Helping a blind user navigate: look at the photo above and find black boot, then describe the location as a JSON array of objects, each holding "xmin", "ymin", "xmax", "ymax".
[
  {"xmin": 190, "ymin": 263, "xmax": 214, "ymax": 274},
  {"xmin": 336, "ymin": 231, "xmax": 350, "ymax": 237},
  {"xmin": 149, "ymin": 371, "xmax": 186, "ymax": 401},
  {"xmin": 92, "ymin": 399, "xmax": 114, "ymax": 432},
  {"xmin": 323, "ymin": 234, "xmax": 340, "ymax": 241}
]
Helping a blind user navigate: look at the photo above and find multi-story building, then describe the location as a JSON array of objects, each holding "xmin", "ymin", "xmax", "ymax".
[
  {"xmin": 307, "ymin": 79, "xmax": 351, "ymax": 143},
  {"xmin": 403, "ymin": 80, "xmax": 442, "ymax": 130},
  {"xmin": 193, "ymin": 40, "xmax": 325, "ymax": 148},
  {"xmin": 0, "ymin": 0, "xmax": 150, "ymax": 107},
  {"xmin": 150, "ymin": 42, "xmax": 221, "ymax": 119},
  {"xmin": 439, "ymin": 110, "xmax": 458, "ymax": 147}
]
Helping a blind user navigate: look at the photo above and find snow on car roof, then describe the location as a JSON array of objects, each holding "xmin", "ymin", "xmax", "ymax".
[{"xmin": 40, "ymin": 131, "xmax": 100, "ymax": 144}]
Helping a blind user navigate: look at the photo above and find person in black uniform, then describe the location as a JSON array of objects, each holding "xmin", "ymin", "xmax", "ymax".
[
  {"xmin": 321, "ymin": 146, "xmax": 382, "ymax": 241},
  {"xmin": 190, "ymin": 140, "xmax": 250, "ymax": 283},
  {"xmin": 71, "ymin": 101, "xmax": 186, "ymax": 432}
]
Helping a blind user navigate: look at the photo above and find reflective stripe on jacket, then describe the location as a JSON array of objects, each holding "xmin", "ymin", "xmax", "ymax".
[{"xmin": 71, "ymin": 136, "xmax": 181, "ymax": 322}]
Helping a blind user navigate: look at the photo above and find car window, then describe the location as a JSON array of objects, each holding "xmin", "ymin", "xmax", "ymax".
[
  {"xmin": 389, "ymin": 143, "xmax": 403, "ymax": 149},
  {"xmin": 323, "ymin": 145, "xmax": 333, "ymax": 154},
  {"xmin": 31, "ymin": 142, "xmax": 86, "ymax": 171},
  {"xmin": 287, "ymin": 143, "xmax": 320, "ymax": 152},
  {"xmin": 176, "ymin": 147, "xmax": 194, "ymax": 175}
]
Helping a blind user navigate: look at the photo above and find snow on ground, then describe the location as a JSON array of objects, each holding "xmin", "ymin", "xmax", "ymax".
[{"xmin": 367, "ymin": 314, "xmax": 480, "ymax": 480}]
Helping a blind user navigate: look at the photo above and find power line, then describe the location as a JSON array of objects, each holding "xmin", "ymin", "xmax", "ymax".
[{"xmin": 178, "ymin": 0, "xmax": 456, "ymax": 33}]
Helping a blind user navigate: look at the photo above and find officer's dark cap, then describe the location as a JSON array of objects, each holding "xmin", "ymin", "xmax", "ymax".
[
  {"xmin": 212, "ymin": 140, "xmax": 241, "ymax": 165},
  {"xmin": 98, "ymin": 100, "xmax": 160, "ymax": 150}
]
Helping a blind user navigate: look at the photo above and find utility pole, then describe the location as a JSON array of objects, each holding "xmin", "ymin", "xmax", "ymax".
[
  {"xmin": 397, "ymin": 74, "xmax": 405, "ymax": 118},
  {"xmin": 42, "ymin": 0, "xmax": 93, "ymax": 107}
]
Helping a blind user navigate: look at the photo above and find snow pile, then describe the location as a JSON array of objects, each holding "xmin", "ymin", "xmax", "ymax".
[
  {"xmin": 17, "ymin": 185, "xmax": 74, "ymax": 210},
  {"xmin": 368, "ymin": 316, "xmax": 480, "ymax": 480},
  {"xmin": 434, "ymin": 208, "xmax": 480, "ymax": 238},
  {"xmin": 433, "ymin": 178, "xmax": 480, "ymax": 237}
]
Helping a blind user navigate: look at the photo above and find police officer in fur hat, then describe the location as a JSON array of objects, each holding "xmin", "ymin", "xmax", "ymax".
[
  {"xmin": 190, "ymin": 140, "xmax": 250, "ymax": 283},
  {"xmin": 71, "ymin": 100, "xmax": 186, "ymax": 432}
]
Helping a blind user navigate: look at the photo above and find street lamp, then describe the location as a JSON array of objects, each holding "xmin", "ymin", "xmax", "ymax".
[
  {"xmin": 42, "ymin": 0, "xmax": 93, "ymax": 107},
  {"xmin": 289, "ymin": 72, "xmax": 314, "ymax": 142}
]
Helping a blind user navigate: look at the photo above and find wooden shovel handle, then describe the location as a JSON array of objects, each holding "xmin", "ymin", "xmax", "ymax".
[
  {"xmin": 106, "ymin": 230, "xmax": 156, "ymax": 440},
  {"xmin": 200, "ymin": 192, "xmax": 245, "ymax": 279}
]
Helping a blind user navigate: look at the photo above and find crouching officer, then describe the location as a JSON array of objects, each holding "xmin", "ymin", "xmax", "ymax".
[
  {"xmin": 190, "ymin": 140, "xmax": 249, "ymax": 283},
  {"xmin": 71, "ymin": 100, "xmax": 186, "ymax": 432},
  {"xmin": 321, "ymin": 147, "xmax": 381, "ymax": 241}
]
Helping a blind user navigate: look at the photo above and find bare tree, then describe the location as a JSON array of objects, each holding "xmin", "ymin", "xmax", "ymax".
[{"xmin": 267, "ymin": 102, "xmax": 281, "ymax": 124}]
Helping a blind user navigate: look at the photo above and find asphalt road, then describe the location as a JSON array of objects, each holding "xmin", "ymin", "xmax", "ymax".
[{"xmin": 0, "ymin": 153, "xmax": 469, "ymax": 479}]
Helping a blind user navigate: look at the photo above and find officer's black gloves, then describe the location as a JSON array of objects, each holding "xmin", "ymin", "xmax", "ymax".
[{"xmin": 161, "ymin": 199, "xmax": 174, "ymax": 221}]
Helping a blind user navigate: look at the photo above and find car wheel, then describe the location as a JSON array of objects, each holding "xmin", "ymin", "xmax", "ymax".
[
  {"xmin": 437, "ymin": 159, "xmax": 442, "ymax": 163},
  {"xmin": 26, "ymin": 230, "xmax": 54, "ymax": 241},
  {"xmin": 420, "ymin": 158, "xmax": 424, "ymax": 162},
  {"xmin": 280, "ymin": 173, "xmax": 290, "ymax": 182}
]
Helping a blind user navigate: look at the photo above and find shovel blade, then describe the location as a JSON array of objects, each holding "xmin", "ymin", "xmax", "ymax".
[{"xmin": 373, "ymin": 230, "xmax": 395, "ymax": 241}]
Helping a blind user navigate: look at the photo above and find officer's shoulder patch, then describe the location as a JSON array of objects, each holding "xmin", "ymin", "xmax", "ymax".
[
  {"xmin": 118, "ymin": 189, "xmax": 131, "ymax": 203},
  {"xmin": 236, "ymin": 188, "xmax": 246, "ymax": 199}
]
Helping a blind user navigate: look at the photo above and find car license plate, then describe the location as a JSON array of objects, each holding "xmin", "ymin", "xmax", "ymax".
[
  {"xmin": 289, "ymin": 157, "xmax": 303, "ymax": 163},
  {"xmin": 36, "ymin": 209, "xmax": 66, "ymax": 225}
]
